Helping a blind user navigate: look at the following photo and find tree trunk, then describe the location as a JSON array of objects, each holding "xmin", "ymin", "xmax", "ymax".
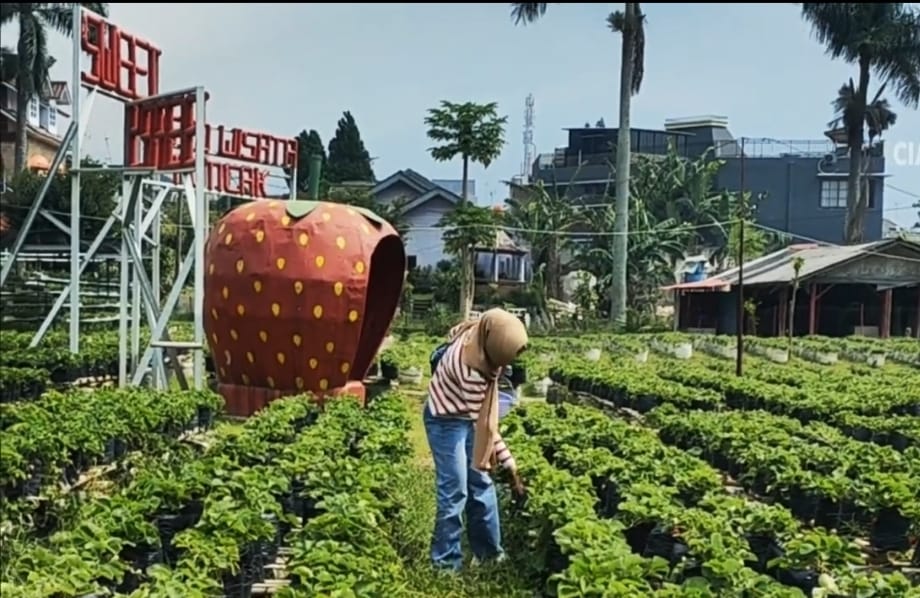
[
  {"xmin": 843, "ymin": 56, "xmax": 870, "ymax": 244},
  {"xmin": 14, "ymin": 29, "xmax": 30, "ymax": 174},
  {"xmin": 459, "ymin": 154, "xmax": 472, "ymax": 318},
  {"xmin": 788, "ymin": 279, "xmax": 798, "ymax": 352},
  {"xmin": 610, "ymin": 2, "xmax": 637, "ymax": 328},
  {"xmin": 546, "ymin": 238, "xmax": 560, "ymax": 299}
]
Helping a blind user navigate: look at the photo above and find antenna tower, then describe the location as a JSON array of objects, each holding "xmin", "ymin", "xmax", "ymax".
[{"xmin": 522, "ymin": 93, "xmax": 535, "ymax": 184}]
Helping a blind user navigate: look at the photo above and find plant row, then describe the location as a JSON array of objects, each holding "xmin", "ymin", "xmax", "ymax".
[
  {"xmin": 0, "ymin": 391, "xmax": 415, "ymax": 597},
  {"xmin": 501, "ymin": 401, "xmax": 918, "ymax": 597},
  {"xmin": 654, "ymin": 357, "xmax": 920, "ymax": 450},
  {"xmin": 0, "ymin": 330, "xmax": 125, "ymax": 383},
  {"xmin": 0, "ymin": 366, "xmax": 49, "ymax": 402},
  {"xmin": 551, "ymin": 359, "xmax": 920, "ymax": 545},
  {"xmin": 0, "ymin": 387, "xmax": 222, "ymax": 509}
]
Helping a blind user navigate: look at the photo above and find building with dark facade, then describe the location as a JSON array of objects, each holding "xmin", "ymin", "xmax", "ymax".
[{"xmin": 530, "ymin": 116, "xmax": 887, "ymax": 243}]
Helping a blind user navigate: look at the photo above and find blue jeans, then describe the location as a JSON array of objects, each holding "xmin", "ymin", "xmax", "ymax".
[{"xmin": 423, "ymin": 403, "xmax": 503, "ymax": 570}]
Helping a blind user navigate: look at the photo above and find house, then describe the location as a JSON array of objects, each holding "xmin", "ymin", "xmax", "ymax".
[
  {"xmin": 0, "ymin": 74, "xmax": 72, "ymax": 178},
  {"xmin": 474, "ymin": 228, "xmax": 529, "ymax": 287},
  {"xmin": 663, "ymin": 236, "xmax": 920, "ymax": 338},
  {"xmin": 370, "ymin": 169, "xmax": 470, "ymax": 269},
  {"xmin": 531, "ymin": 116, "xmax": 887, "ymax": 244},
  {"xmin": 883, "ymin": 218, "xmax": 903, "ymax": 239}
]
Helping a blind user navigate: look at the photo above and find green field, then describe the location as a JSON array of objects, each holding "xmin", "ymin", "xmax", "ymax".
[{"xmin": 1, "ymin": 329, "xmax": 918, "ymax": 596}]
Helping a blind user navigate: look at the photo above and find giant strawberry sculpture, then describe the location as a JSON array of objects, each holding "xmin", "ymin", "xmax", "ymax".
[{"xmin": 203, "ymin": 199, "xmax": 406, "ymax": 416}]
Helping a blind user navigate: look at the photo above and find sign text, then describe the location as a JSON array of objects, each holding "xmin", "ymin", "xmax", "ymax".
[{"xmin": 81, "ymin": 11, "xmax": 162, "ymax": 101}]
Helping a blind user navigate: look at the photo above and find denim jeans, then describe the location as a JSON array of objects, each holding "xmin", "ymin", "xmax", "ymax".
[{"xmin": 423, "ymin": 403, "xmax": 503, "ymax": 571}]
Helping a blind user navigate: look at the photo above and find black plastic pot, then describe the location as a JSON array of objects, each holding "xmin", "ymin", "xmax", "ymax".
[
  {"xmin": 644, "ymin": 529, "xmax": 689, "ymax": 566},
  {"xmin": 156, "ymin": 514, "xmax": 184, "ymax": 565},
  {"xmin": 117, "ymin": 545, "xmax": 161, "ymax": 592},
  {"xmin": 381, "ymin": 362, "xmax": 399, "ymax": 380},
  {"xmin": 870, "ymin": 507, "xmax": 911, "ymax": 551},
  {"xmin": 510, "ymin": 364, "xmax": 527, "ymax": 387},
  {"xmin": 596, "ymin": 479, "xmax": 621, "ymax": 517},
  {"xmin": 113, "ymin": 438, "xmax": 127, "ymax": 460},
  {"xmin": 546, "ymin": 539, "xmax": 569, "ymax": 574},
  {"xmin": 624, "ymin": 522, "xmax": 655, "ymax": 554},
  {"xmin": 23, "ymin": 472, "xmax": 43, "ymax": 497},
  {"xmin": 746, "ymin": 534, "xmax": 783, "ymax": 572},
  {"xmin": 889, "ymin": 432, "xmax": 909, "ymax": 451},
  {"xmin": 788, "ymin": 490, "xmax": 820, "ymax": 521},
  {"xmin": 848, "ymin": 426, "xmax": 871, "ymax": 442},
  {"xmin": 634, "ymin": 395, "xmax": 659, "ymax": 414},
  {"xmin": 196, "ymin": 406, "xmax": 214, "ymax": 429},
  {"xmin": 104, "ymin": 439, "xmax": 117, "ymax": 464}
]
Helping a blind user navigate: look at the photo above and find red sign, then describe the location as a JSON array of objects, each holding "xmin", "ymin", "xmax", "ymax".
[
  {"xmin": 205, "ymin": 126, "xmax": 297, "ymax": 170},
  {"xmin": 188, "ymin": 161, "xmax": 271, "ymax": 198},
  {"xmin": 124, "ymin": 91, "xmax": 198, "ymax": 170},
  {"xmin": 123, "ymin": 91, "xmax": 297, "ymax": 199},
  {"xmin": 81, "ymin": 11, "xmax": 162, "ymax": 101}
]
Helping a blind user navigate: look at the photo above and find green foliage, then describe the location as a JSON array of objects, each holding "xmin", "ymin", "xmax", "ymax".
[
  {"xmin": 505, "ymin": 179, "xmax": 580, "ymax": 300},
  {"xmin": 325, "ymin": 111, "xmax": 375, "ymax": 184},
  {"xmin": 801, "ymin": 2, "xmax": 920, "ymax": 242},
  {"xmin": 437, "ymin": 203, "xmax": 500, "ymax": 258},
  {"xmin": 288, "ymin": 129, "xmax": 325, "ymax": 193},
  {"xmin": 0, "ymin": 158, "xmax": 119, "ymax": 245},
  {"xmin": 425, "ymin": 101, "xmax": 508, "ymax": 175},
  {"xmin": 727, "ymin": 218, "xmax": 767, "ymax": 265},
  {"xmin": 801, "ymin": 3, "xmax": 920, "ymax": 109}
]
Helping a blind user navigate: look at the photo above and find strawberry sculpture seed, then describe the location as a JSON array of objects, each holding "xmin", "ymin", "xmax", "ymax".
[{"xmin": 203, "ymin": 199, "xmax": 405, "ymax": 416}]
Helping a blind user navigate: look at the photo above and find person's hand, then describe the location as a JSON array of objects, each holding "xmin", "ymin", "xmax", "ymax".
[{"xmin": 510, "ymin": 469, "xmax": 526, "ymax": 499}]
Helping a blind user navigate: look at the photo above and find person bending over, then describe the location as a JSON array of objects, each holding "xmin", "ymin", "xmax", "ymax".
[{"xmin": 423, "ymin": 308, "xmax": 527, "ymax": 572}]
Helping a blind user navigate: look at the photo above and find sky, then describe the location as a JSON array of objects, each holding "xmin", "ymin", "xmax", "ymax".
[{"xmin": 14, "ymin": 2, "xmax": 920, "ymax": 229}]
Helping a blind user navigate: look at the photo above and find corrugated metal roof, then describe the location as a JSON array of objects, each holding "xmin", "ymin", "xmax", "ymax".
[{"xmin": 663, "ymin": 238, "xmax": 920, "ymax": 291}]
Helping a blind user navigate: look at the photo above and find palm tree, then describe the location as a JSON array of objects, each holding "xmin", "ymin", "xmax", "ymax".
[
  {"xmin": 0, "ymin": 3, "xmax": 109, "ymax": 173},
  {"xmin": 801, "ymin": 3, "xmax": 920, "ymax": 243},
  {"xmin": 425, "ymin": 100, "xmax": 508, "ymax": 317},
  {"xmin": 829, "ymin": 80, "xmax": 898, "ymax": 239},
  {"xmin": 511, "ymin": 3, "xmax": 645, "ymax": 328},
  {"xmin": 504, "ymin": 177, "xmax": 581, "ymax": 300}
]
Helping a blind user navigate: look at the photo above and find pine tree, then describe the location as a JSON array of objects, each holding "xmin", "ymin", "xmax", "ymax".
[
  {"xmin": 325, "ymin": 111, "xmax": 375, "ymax": 183},
  {"xmin": 289, "ymin": 129, "xmax": 325, "ymax": 192}
]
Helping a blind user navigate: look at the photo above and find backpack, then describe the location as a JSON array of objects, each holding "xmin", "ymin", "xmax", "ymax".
[{"xmin": 429, "ymin": 342, "xmax": 451, "ymax": 375}]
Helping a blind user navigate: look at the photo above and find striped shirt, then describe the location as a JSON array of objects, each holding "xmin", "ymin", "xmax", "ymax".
[{"xmin": 427, "ymin": 336, "xmax": 516, "ymax": 471}]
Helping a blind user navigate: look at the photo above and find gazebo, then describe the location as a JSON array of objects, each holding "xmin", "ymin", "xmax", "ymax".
[{"xmin": 474, "ymin": 228, "xmax": 529, "ymax": 287}]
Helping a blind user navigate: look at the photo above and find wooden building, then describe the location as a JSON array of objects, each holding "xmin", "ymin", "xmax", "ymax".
[{"xmin": 665, "ymin": 236, "xmax": 920, "ymax": 339}]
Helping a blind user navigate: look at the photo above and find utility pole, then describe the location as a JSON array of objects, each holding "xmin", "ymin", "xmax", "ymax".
[{"xmin": 735, "ymin": 137, "xmax": 746, "ymax": 377}]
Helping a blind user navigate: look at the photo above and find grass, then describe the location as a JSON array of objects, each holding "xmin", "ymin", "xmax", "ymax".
[{"xmin": 393, "ymin": 392, "xmax": 538, "ymax": 597}]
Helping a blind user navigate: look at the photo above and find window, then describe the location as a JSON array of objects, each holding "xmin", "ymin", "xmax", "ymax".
[
  {"xmin": 819, "ymin": 179, "xmax": 878, "ymax": 209},
  {"xmin": 28, "ymin": 97, "xmax": 39, "ymax": 125},
  {"xmin": 819, "ymin": 179, "xmax": 847, "ymax": 208},
  {"xmin": 407, "ymin": 255, "xmax": 418, "ymax": 270},
  {"xmin": 47, "ymin": 102, "xmax": 57, "ymax": 134}
]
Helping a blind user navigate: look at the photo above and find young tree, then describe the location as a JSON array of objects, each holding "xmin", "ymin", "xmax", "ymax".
[
  {"xmin": 288, "ymin": 129, "xmax": 325, "ymax": 193},
  {"xmin": 788, "ymin": 256, "xmax": 805, "ymax": 351},
  {"xmin": 1, "ymin": 3, "xmax": 109, "ymax": 173},
  {"xmin": 801, "ymin": 3, "xmax": 920, "ymax": 243},
  {"xmin": 325, "ymin": 111, "xmax": 375, "ymax": 184},
  {"xmin": 424, "ymin": 100, "xmax": 508, "ymax": 317}
]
